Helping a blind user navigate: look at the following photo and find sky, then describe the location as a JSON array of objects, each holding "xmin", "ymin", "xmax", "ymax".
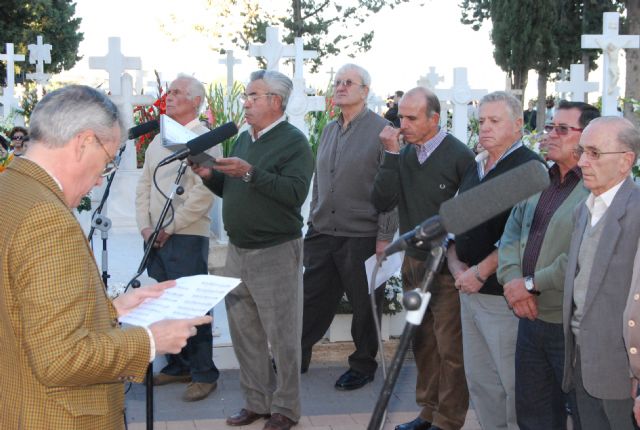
[
  {"xmin": 58, "ymin": 0, "xmax": 615, "ymax": 104},
  {"xmin": 59, "ymin": 0, "xmax": 511, "ymax": 99}
]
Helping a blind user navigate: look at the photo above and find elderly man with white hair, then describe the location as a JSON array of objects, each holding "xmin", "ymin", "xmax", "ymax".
[{"xmin": 136, "ymin": 74, "xmax": 222, "ymax": 402}]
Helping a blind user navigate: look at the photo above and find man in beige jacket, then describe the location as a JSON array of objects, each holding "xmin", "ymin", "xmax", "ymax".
[{"xmin": 136, "ymin": 74, "xmax": 222, "ymax": 402}]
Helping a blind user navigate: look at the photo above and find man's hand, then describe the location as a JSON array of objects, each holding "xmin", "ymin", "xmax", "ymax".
[
  {"xmin": 512, "ymin": 296, "xmax": 538, "ymax": 320},
  {"xmin": 213, "ymin": 157, "xmax": 252, "ymax": 178},
  {"xmin": 379, "ymin": 125, "xmax": 402, "ymax": 153},
  {"xmin": 155, "ymin": 229, "xmax": 171, "ymax": 248},
  {"xmin": 190, "ymin": 162, "xmax": 214, "ymax": 181},
  {"xmin": 455, "ymin": 266, "xmax": 484, "ymax": 294},
  {"xmin": 141, "ymin": 227, "xmax": 154, "ymax": 244},
  {"xmin": 503, "ymin": 277, "xmax": 531, "ymax": 307},
  {"xmin": 112, "ymin": 280, "xmax": 176, "ymax": 317},
  {"xmin": 150, "ymin": 315, "xmax": 213, "ymax": 355},
  {"xmin": 375, "ymin": 240, "xmax": 390, "ymax": 261}
]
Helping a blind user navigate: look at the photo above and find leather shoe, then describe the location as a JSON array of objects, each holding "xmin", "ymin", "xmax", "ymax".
[
  {"xmin": 263, "ymin": 413, "xmax": 297, "ymax": 430},
  {"xmin": 182, "ymin": 381, "xmax": 217, "ymax": 402},
  {"xmin": 226, "ymin": 408, "xmax": 271, "ymax": 426},
  {"xmin": 334, "ymin": 368, "xmax": 374, "ymax": 391},
  {"xmin": 394, "ymin": 416, "xmax": 432, "ymax": 430},
  {"xmin": 153, "ymin": 373, "xmax": 191, "ymax": 386}
]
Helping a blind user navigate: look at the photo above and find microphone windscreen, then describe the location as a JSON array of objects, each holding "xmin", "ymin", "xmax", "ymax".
[
  {"xmin": 128, "ymin": 119, "xmax": 159, "ymax": 140},
  {"xmin": 440, "ymin": 160, "xmax": 550, "ymax": 235},
  {"xmin": 186, "ymin": 122, "xmax": 239, "ymax": 155}
]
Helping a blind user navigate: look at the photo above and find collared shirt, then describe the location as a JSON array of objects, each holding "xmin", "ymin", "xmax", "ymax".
[
  {"xmin": 249, "ymin": 114, "xmax": 287, "ymax": 142},
  {"xmin": 521, "ymin": 164, "xmax": 582, "ymax": 276},
  {"xmin": 475, "ymin": 140, "xmax": 523, "ymax": 180},
  {"xmin": 585, "ymin": 178, "xmax": 625, "ymax": 226},
  {"xmin": 415, "ymin": 128, "xmax": 447, "ymax": 164}
]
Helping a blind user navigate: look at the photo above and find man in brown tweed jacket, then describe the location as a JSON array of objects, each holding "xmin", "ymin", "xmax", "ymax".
[{"xmin": 0, "ymin": 85, "xmax": 210, "ymax": 430}]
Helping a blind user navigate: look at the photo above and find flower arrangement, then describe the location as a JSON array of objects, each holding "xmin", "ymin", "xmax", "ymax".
[
  {"xmin": 132, "ymin": 71, "xmax": 165, "ymax": 168},
  {"xmin": 203, "ymin": 81, "xmax": 245, "ymax": 157},
  {"xmin": 335, "ymin": 274, "xmax": 404, "ymax": 316},
  {"xmin": 0, "ymin": 151, "xmax": 14, "ymax": 173}
]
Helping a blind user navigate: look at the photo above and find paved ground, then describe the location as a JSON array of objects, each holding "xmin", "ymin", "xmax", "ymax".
[{"xmin": 125, "ymin": 362, "xmax": 481, "ymax": 430}]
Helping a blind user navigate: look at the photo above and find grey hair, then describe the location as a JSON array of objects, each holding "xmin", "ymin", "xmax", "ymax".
[
  {"xmin": 405, "ymin": 87, "xmax": 441, "ymax": 117},
  {"xmin": 592, "ymin": 116, "xmax": 640, "ymax": 163},
  {"xmin": 479, "ymin": 91, "xmax": 523, "ymax": 122},
  {"xmin": 336, "ymin": 63, "xmax": 372, "ymax": 87},
  {"xmin": 249, "ymin": 70, "xmax": 293, "ymax": 111},
  {"xmin": 30, "ymin": 85, "xmax": 124, "ymax": 148},
  {"xmin": 174, "ymin": 74, "xmax": 206, "ymax": 112}
]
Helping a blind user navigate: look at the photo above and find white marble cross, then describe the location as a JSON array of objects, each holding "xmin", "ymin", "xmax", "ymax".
[
  {"xmin": 0, "ymin": 43, "xmax": 25, "ymax": 119},
  {"xmin": 219, "ymin": 50, "xmax": 241, "ymax": 93},
  {"xmin": 89, "ymin": 37, "xmax": 142, "ymax": 96},
  {"xmin": 248, "ymin": 26, "xmax": 295, "ymax": 71},
  {"xmin": 26, "ymin": 35, "xmax": 52, "ymax": 86},
  {"xmin": 504, "ymin": 75, "xmax": 523, "ymax": 97},
  {"xmin": 417, "ymin": 67, "xmax": 444, "ymax": 90},
  {"xmin": 555, "ymin": 64, "xmax": 599, "ymax": 103},
  {"xmin": 435, "ymin": 68, "xmax": 487, "ymax": 142},
  {"xmin": 286, "ymin": 78, "xmax": 325, "ymax": 137},
  {"xmin": 293, "ymin": 38, "xmax": 317, "ymax": 79},
  {"xmin": 109, "ymin": 73, "xmax": 154, "ymax": 170},
  {"xmin": 326, "ymin": 67, "xmax": 336, "ymax": 85},
  {"xmin": 582, "ymin": 12, "xmax": 640, "ymax": 115}
]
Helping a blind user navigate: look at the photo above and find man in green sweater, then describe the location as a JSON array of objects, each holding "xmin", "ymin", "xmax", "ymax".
[
  {"xmin": 498, "ymin": 101, "xmax": 599, "ymax": 430},
  {"xmin": 373, "ymin": 87, "xmax": 474, "ymax": 430},
  {"xmin": 191, "ymin": 70, "xmax": 313, "ymax": 430}
]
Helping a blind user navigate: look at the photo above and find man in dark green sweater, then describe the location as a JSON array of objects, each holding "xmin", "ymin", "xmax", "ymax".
[
  {"xmin": 191, "ymin": 70, "xmax": 313, "ymax": 430},
  {"xmin": 372, "ymin": 87, "xmax": 474, "ymax": 430}
]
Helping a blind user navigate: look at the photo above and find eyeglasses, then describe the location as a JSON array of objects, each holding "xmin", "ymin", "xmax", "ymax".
[
  {"xmin": 93, "ymin": 134, "xmax": 118, "ymax": 177},
  {"xmin": 239, "ymin": 93, "xmax": 274, "ymax": 104},
  {"xmin": 11, "ymin": 135, "xmax": 24, "ymax": 141},
  {"xmin": 333, "ymin": 79, "xmax": 365, "ymax": 88},
  {"xmin": 543, "ymin": 124, "xmax": 583, "ymax": 135},
  {"xmin": 574, "ymin": 146, "xmax": 631, "ymax": 160}
]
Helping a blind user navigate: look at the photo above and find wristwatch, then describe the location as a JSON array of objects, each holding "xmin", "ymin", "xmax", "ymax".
[
  {"xmin": 524, "ymin": 276, "xmax": 540, "ymax": 295},
  {"xmin": 242, "ymin": 166, "xmax": 254, "ymax": 183}
]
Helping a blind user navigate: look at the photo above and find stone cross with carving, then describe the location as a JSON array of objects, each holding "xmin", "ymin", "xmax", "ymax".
[
  {"xmin": 368, "ymin": 93, "xmax": 385, "ymax": 115},
  {"xmin": 582, "ymin": 12, "xmax": 640, "ymax": 115},
  {"xmin": 0, "ymin": 43, "xmax": 25, "ymax": 119},
  {"xmin": 434, "ymin": 68, "xmax": 487, "ymax": 142},
  {"xmin": 417, "ymin": 67, "xmax": 444, "ymax": 90},
  {"xmin": 248, "ymin": 26, "xmax": 296, "ymax": 71},
  {"xmin": 26, "ymin": 35, "xmax": 52, "ymax": 86},
  {"xmin": 109, "ymin": 73, "xmax": 154, "ymax": 170},
  {"xmin": 284, "ymin": 37, "xmax": 323, "ymax": 137},
  {"xmin": 89, "ymin": 37, "xmax": 143, "ymax": 96},
  {"xmin": 555, "ymin": 64, "xmax": 599, "ymax": 103}
]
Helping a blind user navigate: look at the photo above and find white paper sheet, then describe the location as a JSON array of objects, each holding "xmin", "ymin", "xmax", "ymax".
[
  {"xmin": 365, "ymin": 252, "xmax": 404, "ymax": 292},
  {"xmin": 119, "ymin": 274, "xmax": 241, "ymax": 327}
]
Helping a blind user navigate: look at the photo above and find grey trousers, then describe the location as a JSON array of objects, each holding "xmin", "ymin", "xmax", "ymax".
[
  {"xmin": 224, "ymin": 239, "xmax": 303, "ymax": 422},
  {"xmin": 460, "ymin": 292, "xmax": 519, "ymax": 430}
]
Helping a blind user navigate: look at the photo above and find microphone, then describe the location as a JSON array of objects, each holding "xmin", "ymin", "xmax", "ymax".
[
  {"xmin": 128, "ymin": 119, "xmax": 159, "ymax": 140},
  {"xmin": 157, "ymin": 121, "xmax": 238, "ymax": 167},
  {"xmin": 384, "ymin": 160, "xmax": 550, "ymax": 256}
]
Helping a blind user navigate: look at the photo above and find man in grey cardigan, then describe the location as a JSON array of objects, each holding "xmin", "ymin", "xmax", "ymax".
[
  {"xmin": 498, "ymin": 101, "xmax": 599, "ymax": 429},
  {"xmin": 301, "ymin": 63, "xmax": 397, "ymax": 390}
]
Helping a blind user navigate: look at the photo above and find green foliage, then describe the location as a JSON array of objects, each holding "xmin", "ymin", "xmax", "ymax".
[
  {"xmin": 215, "ymin": 0, "xmax": 415, "ymax": 72},
  {"xmin": 306, "ymin": 80, "xmax": 338, "ymax": 158},
  {"xmin": 0, "ymin": 0, "xmax": 83, "ymax": 85},
  {"xmin": 204, "ymin": 81, "xmax": 245, "ymax": 157}
]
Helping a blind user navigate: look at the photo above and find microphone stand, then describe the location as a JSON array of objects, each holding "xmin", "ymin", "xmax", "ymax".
[
  {"xmin": 88, "ymin": 143, "xmax": 128, "ymax": 289},
  {"xmin": 367, "ymin": 237, "xmax": 447, "ymax": 430},
  {"xmin": 126, "ymin": 160, "xmax": 188, "ymax": 430}
]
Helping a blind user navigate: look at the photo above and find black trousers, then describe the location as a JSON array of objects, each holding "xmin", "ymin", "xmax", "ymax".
[
  {"xmin": 146, "ymin": 234, "xmax": 220, "ymax": 383},
  {"xmin": 300, "ymin": 229, "xmax": 383, "ymax": 376}
]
